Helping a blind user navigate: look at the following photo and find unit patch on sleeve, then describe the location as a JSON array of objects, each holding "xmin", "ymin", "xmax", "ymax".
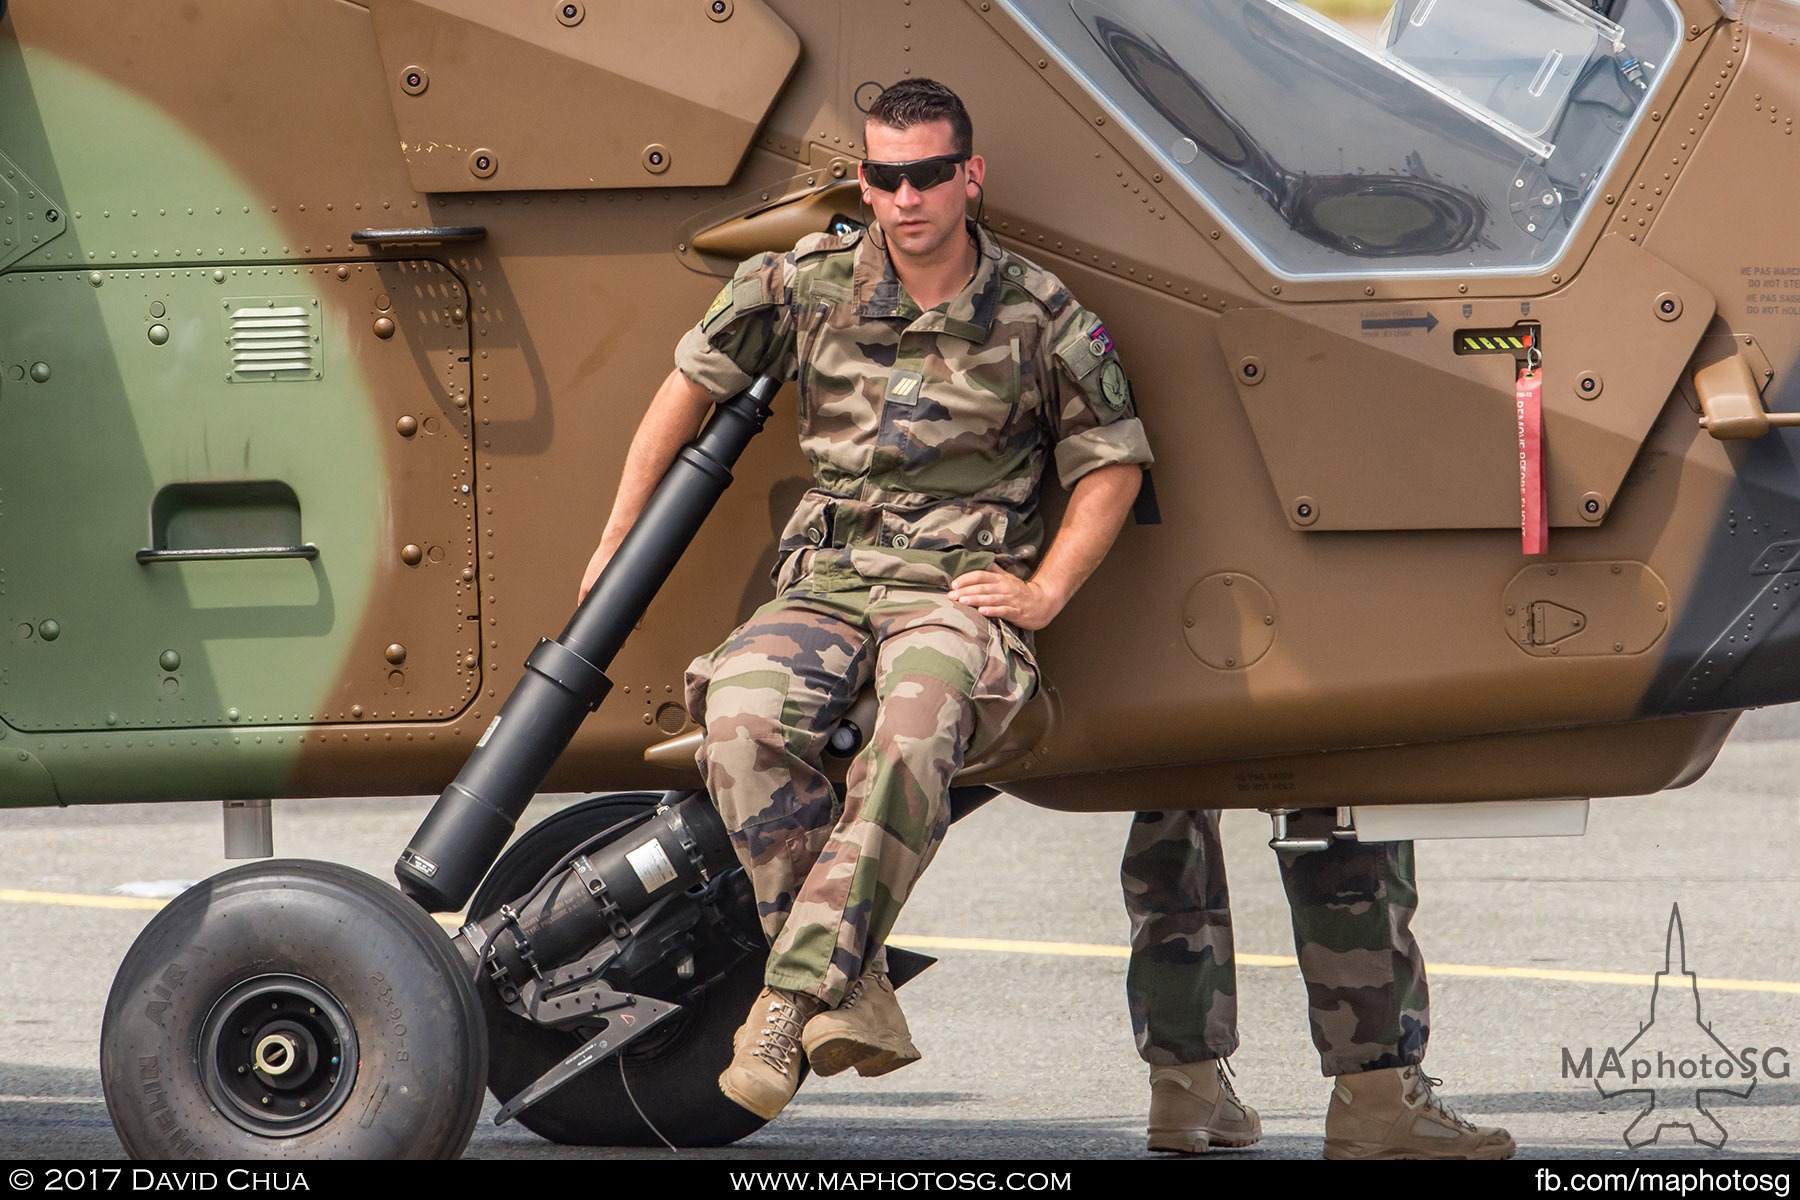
[
  {"xmin": 1100, "ymin": 359, "xmax": 1131, "ymax": 410},
  {"xmin": 702, "ymin": 283, "xmax": 734, "ymax": 330}
]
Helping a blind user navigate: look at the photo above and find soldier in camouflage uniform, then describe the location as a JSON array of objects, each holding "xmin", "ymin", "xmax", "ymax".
[
  {"xmin": 582, "ymin": 79, "xmax": 1151, "ymax": 1122},
  {"xmin": 1123, "ymin": 808, "xmax": 1515, "ymax": 1159}
]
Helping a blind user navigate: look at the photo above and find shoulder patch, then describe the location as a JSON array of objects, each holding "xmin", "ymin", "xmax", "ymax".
[
  {"xmin": 1051, "ymin": 306, "xmax": 1131, "ymax": 425},
  {"xmin": 1053, "ymin": 309, "xmax": 1111, "ymax": 380},
  {"xmin": 1088, "ymin": 322, "xmax": 1114, "ymax": 357},
  {"xmin": 702, "ymin": 283, "xmax": 733, "ymax": 327},
  {"xmin": 1099, "ymin": 359, "xmax": 1131, "ymax": 411}
]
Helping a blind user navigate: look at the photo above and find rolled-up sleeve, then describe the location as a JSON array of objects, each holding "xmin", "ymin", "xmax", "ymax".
[
  {"xmin": 673, "ymin": 250, "xmax": 798, "ymax": 399},
  {"xmin": 1043, "ymin": 303, "xmax": 1154, "ymax": 488},
  {"xmin": 1054, "ymin": 417, "xmax": 1154, "ymax": 486}
]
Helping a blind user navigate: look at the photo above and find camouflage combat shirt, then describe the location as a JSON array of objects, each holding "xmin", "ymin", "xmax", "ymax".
[{"xmin": 675, "ymin": 220, "xmax": 1153, "ymax": 590}]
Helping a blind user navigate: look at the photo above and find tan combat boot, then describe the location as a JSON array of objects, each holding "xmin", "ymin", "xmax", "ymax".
[
  {"xmin": 718, "ymin": 986, "xmax": 823, "ymax": 1119},
  {"xmin": 1324, "ymin": 1065, "xmax": 1516, "ymax": 1160},
  {"xmin": 801, "ymin": 971, "xmax": 922, "ymax": 1077},
  {"xmin": 1146, "ymin": 1060, "xmax": 1263, "ymax": 1153}
]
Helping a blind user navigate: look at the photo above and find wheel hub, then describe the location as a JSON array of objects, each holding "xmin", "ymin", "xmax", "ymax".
[
  {"xmin": 198, "ymin": 975, "xmax": 359, "ymax": 1136},
  {"xmin": 253, "ymin": 1031, "xmax": 300, "ymax": 1077}
]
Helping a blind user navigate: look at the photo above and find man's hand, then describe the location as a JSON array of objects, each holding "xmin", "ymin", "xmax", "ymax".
[
  {"xmin": 949, "ymin": 570, "xmax": 1066, "ymax": 631},
  {"xmin": 950, "ymin": 462, "xmax": 1142, "ymax": 632}
]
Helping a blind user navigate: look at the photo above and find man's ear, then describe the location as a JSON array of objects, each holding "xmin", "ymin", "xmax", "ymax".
[{"xmin": 964, "ymin": 153, "xmax": 987, "ymax": 197}]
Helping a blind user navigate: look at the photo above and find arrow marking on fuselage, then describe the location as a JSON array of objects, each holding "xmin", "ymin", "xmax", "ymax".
[{"xmin": 1360, "ymin": 313, "xmax": 1440, "ymax": 333}]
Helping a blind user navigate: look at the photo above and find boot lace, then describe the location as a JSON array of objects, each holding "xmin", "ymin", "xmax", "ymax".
[
  {"xmin": 1407, "ymin": 1070, "xmax": 1476, "ymax": 1130},
  {"xmin": 1216, "ymin": 1057, "xmax": 1246, "ymax": 1105},
  {"xmin": 752, "ymin": 991, "xmax": 812, "ymax": 1072},
  {"xmin": 837, "ymin": 976, "xmax": 869, "ymax": 1012},
  {"xmin": 834, "ymin": 971, "xmax": 890, "ymax": 1014}
]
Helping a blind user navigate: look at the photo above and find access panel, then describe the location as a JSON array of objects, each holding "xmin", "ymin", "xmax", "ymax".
[{"xmin": 0, "ymin": 259, "xmax": 479, "ymax": 731}]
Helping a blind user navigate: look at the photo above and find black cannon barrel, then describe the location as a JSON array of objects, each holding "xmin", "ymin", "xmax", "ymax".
[{"xmin": 396, "ymin": 375, "xmax": 781, "ymax": 912}]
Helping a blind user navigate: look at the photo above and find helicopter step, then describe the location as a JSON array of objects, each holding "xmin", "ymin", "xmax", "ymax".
[{"xmin": 1266, "ymin": 800, "xmax": 1590, "ymax": 852}]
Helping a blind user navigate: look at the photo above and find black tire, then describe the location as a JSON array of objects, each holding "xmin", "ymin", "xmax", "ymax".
[
  {"xmin": 101, "ymin": 860, "xmax": 487, "ymax": 1159},
  {"xmin": 469, "ymin": 793, "xmax": 771, "ymax": 1147}
]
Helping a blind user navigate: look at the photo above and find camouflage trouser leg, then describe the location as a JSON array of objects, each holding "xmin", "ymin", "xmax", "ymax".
[
  {"xmin": 1124, "ymin": 809, "xmax": 1430, "ymax": 1075},
  {"xmin": 1274, "ymin": 810, "xmax": 1429, "ymax": 1077},
  {"xmin": 689, "ymin": 591, "xmax": 872, "ymax": 990},
  {"xmin": 691, "ymin": 583, "xmax": 1033, "ymax": 1007},
  {"xmin": 1122, "ymin": 810, "xmax": 1238, "ymax": 1065}
]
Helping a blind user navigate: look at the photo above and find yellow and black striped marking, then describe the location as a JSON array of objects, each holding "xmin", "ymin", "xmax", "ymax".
[{"xmin": 1454, "ymin": 322, "xmax": 1542, "ymax": 357}]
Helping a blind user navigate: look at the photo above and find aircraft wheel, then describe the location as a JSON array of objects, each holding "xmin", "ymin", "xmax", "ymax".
[
  {"xmin": 469, "ymin": 793, "xmax": 772, "ymax": 1147},
  {"xmin": 101, "ymin": 860, "xmax": 486, "ymax": 1159}
]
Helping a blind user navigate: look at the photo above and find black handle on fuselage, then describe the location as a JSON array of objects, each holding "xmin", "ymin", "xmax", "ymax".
[{"xmin": 395, "ymin": 374, "xmax": 782, "ymax": 913}]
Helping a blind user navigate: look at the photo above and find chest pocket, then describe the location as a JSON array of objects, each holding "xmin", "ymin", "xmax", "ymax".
[{"xmin": 884, "ymin": 337, "xmax": 1021, "ymax": 459}]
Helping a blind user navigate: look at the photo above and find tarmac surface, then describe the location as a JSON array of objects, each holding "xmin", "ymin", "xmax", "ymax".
[{"xmin": 1, "ymin": 707, "xmax": 1796, "ymax": 1164}]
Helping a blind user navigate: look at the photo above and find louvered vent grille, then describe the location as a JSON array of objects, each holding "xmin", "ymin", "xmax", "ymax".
[{"xmin": 227, "ymin": 299, "xmax": 319, "ymax": 382}]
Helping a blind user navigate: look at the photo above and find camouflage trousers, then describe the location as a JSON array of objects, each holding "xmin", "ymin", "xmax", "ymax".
[
  {"xmin": 1122, "ymin": 808, "xmax": 1429, "ymax": 1077},
  {"xmin": 687, "ymin": 555, "xmax": 1035, "ymax": 1007}
]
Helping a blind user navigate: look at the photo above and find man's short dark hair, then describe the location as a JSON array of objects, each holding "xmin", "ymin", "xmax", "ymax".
[{"xmin": 865, "ymin": 78, "xmax": 973, "ymax": 157}]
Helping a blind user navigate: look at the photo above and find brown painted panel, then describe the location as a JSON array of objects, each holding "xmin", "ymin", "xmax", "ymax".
[
  {"xmin": 1011, "ymin": 711, "xmax": 1738, "ymax": 813},
  {"xmin": 1501, "ymin": 561, "xmax": 1671, "ymax": 658},
  {"xmin": 1219, "ymin": 236, "xmax": 1714, "ymax": 530},
  {"xmin": 367, "ymin": 0, "xmax": 800, "ymax": 193}
]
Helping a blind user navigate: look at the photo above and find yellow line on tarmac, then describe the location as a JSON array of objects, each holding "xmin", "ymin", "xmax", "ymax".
[
  {"xmin": 1417, "ymin": 962, "xmax": 1800, "ymax": 995},
  {"xmin": 0, "ymin": 885, "xmax": 472, "ymax": 927},
  {"xmin": 7, "ymin": 889, "xmax": 1794, "ymax": 997},
  {"xmin": 889, "ymin": 933, "xmax": 1800, "ymax": 996},
  {"xmin": 0, "ymin": 887, "xmax": 167, "ymax": 911},
  {"xmin": 889, "ymin": 933, "xmax": 1297, "ymax": 968}
]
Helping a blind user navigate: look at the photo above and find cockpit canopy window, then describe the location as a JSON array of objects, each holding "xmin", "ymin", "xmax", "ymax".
[{"xmin": 999, "ymin": 0, "xmax": 1681, "ymax": 278}]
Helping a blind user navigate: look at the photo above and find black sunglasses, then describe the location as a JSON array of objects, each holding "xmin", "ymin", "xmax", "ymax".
[{"xmin": 861, "ymin": 153, "xmax": 969, "ymax": 193}]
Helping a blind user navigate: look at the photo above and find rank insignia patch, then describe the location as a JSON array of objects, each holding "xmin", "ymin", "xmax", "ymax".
[{"xmin": 887, "ymin": 370, "xmax": 924, "ymax": 406}]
